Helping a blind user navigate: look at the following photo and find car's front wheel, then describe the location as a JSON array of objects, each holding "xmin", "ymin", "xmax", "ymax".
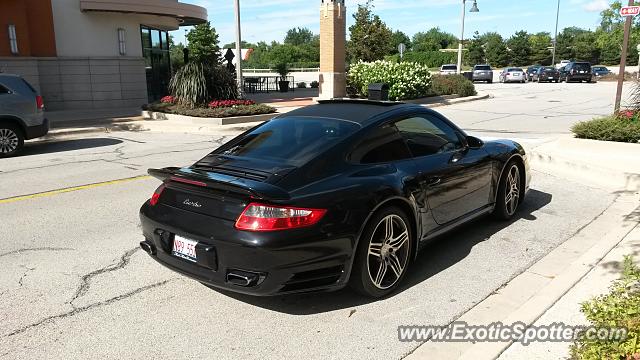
[
  {"xmin": 493, "ymin": 161, "xmax": 523, "ymax": 220},
  {"xmin": 0, "ymin": 123, "xmax": 24, "ymax": 158},
  {"xmin": 350, "ymin": 206, "xmax": 412, "ymax": 298}
]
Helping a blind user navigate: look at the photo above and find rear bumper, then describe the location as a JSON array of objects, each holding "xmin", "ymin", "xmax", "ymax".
[
  {"xmin": 25, "ymin": 118, "xmax": 49, "ymax": 139},
  {"xmin": 566, "ymin": 74, "xmax": 592, "ymax": 81},
  {"xmin": 472, "ymin": 74, "xmax": 493, "ymax": 81},
  {"xmin": 139, "ymin": 202, "xmax": 355, "ymax": 296}
]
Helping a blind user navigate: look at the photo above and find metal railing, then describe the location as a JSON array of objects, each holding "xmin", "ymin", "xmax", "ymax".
[{"xmin": 243, "ymin": 67, "xmax": 320, "ymax": 73}]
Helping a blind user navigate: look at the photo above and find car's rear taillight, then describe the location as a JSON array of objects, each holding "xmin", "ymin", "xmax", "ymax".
[
  {"xmin": 36, "ymin": 95, "xmax": 44, "ymax": 110},
  {"xmin": 235, "ymin": 203, "xmax": 327, "ymax": 231},
  {"xmin": 149, "ymin": 184, "xmax": 165, "ymax": 206}
]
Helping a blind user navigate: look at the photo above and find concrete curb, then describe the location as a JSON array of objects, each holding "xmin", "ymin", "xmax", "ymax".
[
  {"xmin": 425, "ymin": 93, "xmax": 491, "ymax": 108},
  {"xmin": 405, "ymin": 192, "xmax": 640, "ymax": 360},
  {"xmin": 529, "ymin": 136, "xmax": 640, "ymax": 192}
]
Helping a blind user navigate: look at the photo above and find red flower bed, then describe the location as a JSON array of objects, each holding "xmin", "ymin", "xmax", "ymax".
[
  {"xmin": 161, "ymin": 95, "xmax": 176, "ymax": 104},
  {"xmin": 208, "ymin": 99, "xmax": 255, "ymax": 109},
  {"xmin": 615, "ymin": 109, "xmax": 639, "ymax": 123}
]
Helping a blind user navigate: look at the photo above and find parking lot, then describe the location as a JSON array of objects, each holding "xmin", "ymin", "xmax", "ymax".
[{"xmin": 0, "ymin": 81, "xmax": 630, "ymax": 359}]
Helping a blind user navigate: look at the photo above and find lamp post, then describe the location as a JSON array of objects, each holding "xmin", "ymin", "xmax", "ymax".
[
  {"xmin": 457, "ymin": 0, "xmax": 479, "ymax": 75},
  {"xmin": 234, "ymin": 0, "xmax": 244, "ymax": 97},
  {"xmin": 551, "ymin": 0, "xmax": 560, "ymax": 66}
]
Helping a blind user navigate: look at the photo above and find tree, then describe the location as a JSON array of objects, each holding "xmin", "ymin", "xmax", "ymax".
[
  {"xmin": 412, "ymin": 27, "xmax": 458, "ymax": 52},
  {"xmin": 168, "ymin": 35, "xmax": 185, "ymax": 72},
  {"xmin": 507, "ymin": 31, "xmax": 531, "ymax": 66},
  {"xmin": 391, "ymin": 30, "xmax": 411, "ymax": 54},
  {"xmin": 484, "ymin": 33, "xmax": 510, "ymax": 67},
  {"xmin": 186, "ymin": 22, "xmax": 221, "ymax": 65},
  {"xmin": 347, "ymin": 1, "xmax": 394, "ymax": 62},
  {"xmin": 284, "ymin": 27, "xmax": 315, "ymax": 46},
  {"xmin": 466, "ymin": 31, "xmax": 485, "ymax": 65},
  {"xmin": 529, "ymin": 32, "xmax": 552, "ymax": 65},
  {"xmin": 573, "ymin": 32, "xmax": 599, "ymax": 63}
]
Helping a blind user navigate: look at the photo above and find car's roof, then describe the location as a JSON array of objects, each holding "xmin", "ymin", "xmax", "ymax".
[{"xmin": 276, "ymin": 100, "xmax": 422, "ymax": 126}]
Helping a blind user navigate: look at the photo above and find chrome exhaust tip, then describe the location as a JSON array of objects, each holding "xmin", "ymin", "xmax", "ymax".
[
  {"xmin": 140, "ymin": 241, "xmax": 155, "ymax": 255},
  {"xmin": 226, "ymin": 270, "xmax": 261, "ymax": 287}
]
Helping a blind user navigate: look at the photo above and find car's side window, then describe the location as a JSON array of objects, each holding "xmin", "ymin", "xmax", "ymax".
[
  {"xmin": 351, "ymin": 124, "xmax": 412, "ymax": 164},
  {"xmin": 395, "ymin": 115, "xmax": 463, "ymax": 158},
  {"xmin": 0, "ymin": 85, "xmax": 9, "ymax": 94}
]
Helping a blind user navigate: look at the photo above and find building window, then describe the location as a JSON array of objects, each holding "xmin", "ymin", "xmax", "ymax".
[
  {"xmin": 118, "ymin": 28, "xmax": 126, "ymax": 55},
  {"xmin": 8, "ymin": 25, "xmax": 18, "ymax": 55},
  {"xmin": 140, "ymin": 25, "xmax": 171, "ymax": 102}
]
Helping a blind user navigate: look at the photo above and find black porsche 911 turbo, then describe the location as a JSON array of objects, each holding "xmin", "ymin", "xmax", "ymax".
[{"xmin": 139, "ymin": 100, "xmax": 530, "ymax": 298}]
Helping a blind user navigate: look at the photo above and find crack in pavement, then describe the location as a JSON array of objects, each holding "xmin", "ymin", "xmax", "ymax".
[
  {"xmin": 4, "ymin": 279, "xmax": 174, "ymax": 338},
  {"xmin": 18, "ymin": 266, "xmax": 36, "ymax": 287},
  {"xmin": 0, "ymin": 247, "xmax": 74, "ymax": 259},
  {"xmin": 68, "ymin": 247, "xmax": 140, "ymax": 308}
]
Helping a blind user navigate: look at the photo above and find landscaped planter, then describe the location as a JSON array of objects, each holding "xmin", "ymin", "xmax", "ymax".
[{"xmin": 142, "ymin": 110, "xmax": 278, "ymax": 126}]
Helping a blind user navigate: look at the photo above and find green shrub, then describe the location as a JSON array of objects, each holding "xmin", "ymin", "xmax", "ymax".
[
  {"xmin": 144, "ymin": 102, "xmax": 276, "ymax": 118},
  {"xmin": 570, "ymin": 256, "xmax": 640, "ymax": 360},
  {"xmin": 310, "ymin": 81, "xmax": 319, "ymax": 88},
  {"xmin": 297, "ymin": 82, "xmax": 307, "ymax": 88},
  {"xmin": 168, "ymin": 62, "xmax": 238, "ymax": 108},
  {"xmin": 348, "ymin": 60, "xmax": 431, "ymax": 100},
  {"xmin": 430, "ymin": 75, "xmax": 477, "ymax": 97},
  {"xmin": 571, "ymin": 116, "xmax": 640, "ymax": 143},
  {"xmin": 385, "ymin": 51, "xmax": 459, "ymax": 69}
]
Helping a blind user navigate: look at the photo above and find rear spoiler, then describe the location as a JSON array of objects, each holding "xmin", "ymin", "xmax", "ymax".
[{"xmin": 148, "ymin": 167, "xmax": 291, "ymax": 201}]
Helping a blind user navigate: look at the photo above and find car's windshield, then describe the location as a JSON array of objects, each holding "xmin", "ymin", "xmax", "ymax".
[
  {"xmin": 544, "ymin": 67, "xmax": 556, "ymax": 71},
  {"xmin": 475, "ymin": 65, "xmax": 491, "ymax": 70},
  {"xmin": 214, "ymin": 117, "xmax": 360, "ymax": 166},
  {"xmin": 442, "ymin": 65, "xmax": 457, "ymax": 70}
]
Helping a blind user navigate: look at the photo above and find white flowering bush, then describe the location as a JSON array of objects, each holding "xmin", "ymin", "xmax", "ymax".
[{"xmin": 348, "ymin": 60, "xmax": 432, "ymax": 100}]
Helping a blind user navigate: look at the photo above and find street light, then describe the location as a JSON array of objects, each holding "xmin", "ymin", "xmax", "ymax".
[
  {"xmin": 551, "ymin": 0, "xmax": 560, "ymax": 66},
  {"xmin": 234, "ymin": 0, "xmax": 244, "ymax": 97},
  {"xmin": 457, "ymin": 0, "xmax": 479, "ymax": 75}
]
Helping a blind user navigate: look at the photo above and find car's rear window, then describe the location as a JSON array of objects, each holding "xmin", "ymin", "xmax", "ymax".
[
  {"xmin": 214, "ymin": 117, "xmax": 360, "ymax": 165},
  {"xmin": 594, "ymin": 67, "xmax": 606, "ymax": 71},
  {"xmin": 475, "ymin": 65, "xmax": 491, "ymax": 70},
  {"xmin": 508, "ymin": 68, "xmax": 524, "ymax": 72},
  {"xmin": 20, "ymin": 78, "xmax": 37, "ymax": 93},
  {"xmin": 544, "ymin": 67, "xmax": 556, "ymax": 71},
  {"xmin": 442, "ymin": 65, "xmax": 457, "ymax": 70},
  {"xmin": 574, "ymin": 63, "xmax": 591, "ymax": 70}
]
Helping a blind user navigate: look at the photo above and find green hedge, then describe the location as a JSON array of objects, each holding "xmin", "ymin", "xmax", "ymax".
[
  {"xmin": 570, "ymin": 256, "xmax": 640, "ymax": 359},
  {"xmin": 385, "ymin": 51, "xmax": 459, "ymax": 69},
  {"xmin": 144, "ymin": 103, "xmax": 276, "ymax": 118},
  {"xmin": 571, "ymin": 116, "xmax": 640, "ymax": 143},
  {"xmin": 348, "ymin": 60, "xmax": 431, "ymax": 100},
  {"xmin": 430, "ymin": 75, "xmax": 477, "ymax": 97}
]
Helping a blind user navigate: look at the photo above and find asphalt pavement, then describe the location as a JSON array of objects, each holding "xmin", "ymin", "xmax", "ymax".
[{"xmin": 0, "ymin": 81, "xmax": 632, "ymax": 359}]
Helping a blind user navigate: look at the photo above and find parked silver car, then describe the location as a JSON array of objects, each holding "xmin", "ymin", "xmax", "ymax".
[
  {"xmin": 472, "ymin": 64, "xmax": 493, "ymax": 83},
  {"xmin": 0, "ymin": 74, "xmax": 48, "ymax": 157},
  {"xmin": 499, "ymin": 68, "xmax": 526, "ymax": 83}
]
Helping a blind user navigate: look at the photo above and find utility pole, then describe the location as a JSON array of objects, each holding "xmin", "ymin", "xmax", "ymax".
[
  {"xmin": 457, "ymin": 0, "xmax": 467, "ymax": 75},
  {"xmin": 234, "ymin": 0, "xmax": 244, "ymax": 98},
  {"xmin": 552, "ymin": 0, "xmax": 560, "ymax": 66},
  {"xmin": 615, "ymin": 0, "xmax": 634, "ymax": 112}
]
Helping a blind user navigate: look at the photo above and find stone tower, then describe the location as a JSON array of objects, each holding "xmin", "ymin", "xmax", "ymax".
[{"xmin": 318, "ymin": 0, "xmax": 346, "ymax": 100}]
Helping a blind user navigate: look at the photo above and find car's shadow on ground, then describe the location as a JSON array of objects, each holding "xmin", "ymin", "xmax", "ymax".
[
  {"xmin": 210, "ymin": 189, "xmax": 553, "ymax": 314},
  {"xmin": 20, "ymin": 138, "xmax": 123, "ymax": 156}
]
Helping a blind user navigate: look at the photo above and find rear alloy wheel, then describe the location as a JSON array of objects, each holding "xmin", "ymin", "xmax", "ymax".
[
  {"xmin": 351, "ymin": 207, "xmax": 412, "ymax": 298},
  {"xmin": 493, "ymin": 162, "xmax": 522, "ymax": 220},
  {"xmin": 0, "ymin": 124, "xmax": 24, "ymax": 158}
]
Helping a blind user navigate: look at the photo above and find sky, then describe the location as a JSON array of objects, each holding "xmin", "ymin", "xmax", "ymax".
[{"xmin": 172, "ymin": 0, "xmax": 611, "ymax": 46}]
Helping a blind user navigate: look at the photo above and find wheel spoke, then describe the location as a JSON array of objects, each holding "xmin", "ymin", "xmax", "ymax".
[
  {"xmin": 368, "ymin": 242, "xmax": 383, "ymax": 259},
  {"xmin": 387, "ymin": 254, "xmax": 404, "ymax": 278},
  {"xmin": 384, "ymin": 216, "xmax": 393, "ymax": 241},
  {"xmin": 374, "ymin": 261, "xmax": 387, "ymax": 287},
  {"xmin": 388, "ymin": 230, "xmax": 408, "ymax": 250}
]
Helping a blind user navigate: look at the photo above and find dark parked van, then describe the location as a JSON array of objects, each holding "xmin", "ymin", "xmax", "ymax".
[{"xmin": 560, "ymin": 62, "xmax": 593, "ymax": 83}]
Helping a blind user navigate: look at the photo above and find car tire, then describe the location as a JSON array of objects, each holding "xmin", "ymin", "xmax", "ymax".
[
  {"xmin": 350, "ymin": 206, "xmax": 413, "ymax": 298},
  {"xmin": 493, "ymin": 161, "xmax": 523, "ymax": 221},
  {"xmin": 0, "ymin": 123, "xmax": 24, "ymax": 158},
  {"xmin": 488, "ymin": 79, "xmax": 493, "ymax": 84}
]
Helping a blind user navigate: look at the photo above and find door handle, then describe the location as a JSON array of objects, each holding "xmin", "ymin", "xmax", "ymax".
[{"xmin": 427, "ymin": 177, "xmax": 441, "ymax": 187}]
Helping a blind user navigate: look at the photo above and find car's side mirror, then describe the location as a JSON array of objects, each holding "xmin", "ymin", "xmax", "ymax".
[{"xmin": 466, "ymin": 136, "xmax": 484, "ymax": 149}]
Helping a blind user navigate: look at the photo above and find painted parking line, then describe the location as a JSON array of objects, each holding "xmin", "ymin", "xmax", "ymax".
[{"xmin": 0, "ymin": 175, "xmax": 152, "ymax": 204}]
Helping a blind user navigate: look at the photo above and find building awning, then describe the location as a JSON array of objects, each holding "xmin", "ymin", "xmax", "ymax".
[{"xmin": 80, "ymin": 0, "xmax": 207, "ymax": 26}]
